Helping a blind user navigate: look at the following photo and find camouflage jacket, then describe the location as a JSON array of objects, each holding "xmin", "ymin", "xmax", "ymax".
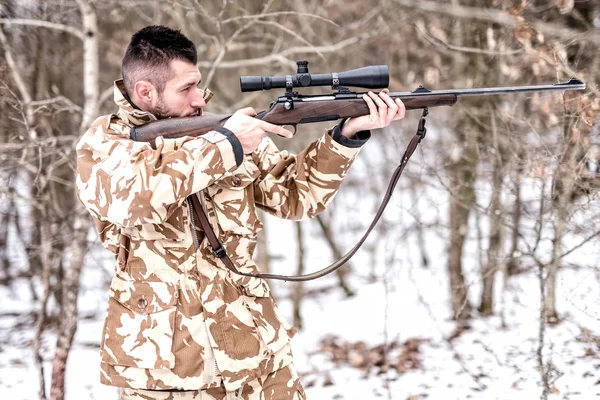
[{"xmin": 75, "ymin": 80, "xmax": 370, "ymax": 391}]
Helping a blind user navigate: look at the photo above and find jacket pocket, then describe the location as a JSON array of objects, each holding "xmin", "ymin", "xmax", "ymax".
[
  {"xmin": 123, "ymin": 206, "xmax": 188, "ymax": 242},
  {"xmin": 101, "ymin": 275, "xmax": 179, "ymax": 369},
  {"xmin": 240, "ymin": 274, "xmax": 296, "ymax": 352},
  {"xmin": 208, "ymin": 161, "xmax": 261, "ymax": 235},
  {"xmin": 121, "ymin": 206, "xmax": 192, "ymax": 267}
]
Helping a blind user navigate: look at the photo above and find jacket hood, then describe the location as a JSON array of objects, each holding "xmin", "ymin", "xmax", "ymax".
[{"xmin": 113, "ymin": 79, "xmax": 157, "ymax": 127}]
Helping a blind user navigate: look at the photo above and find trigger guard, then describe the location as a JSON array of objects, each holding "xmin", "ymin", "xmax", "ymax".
[{"xmin": 282, "ymin": 125, "xmax": 296, "ymax": 136}]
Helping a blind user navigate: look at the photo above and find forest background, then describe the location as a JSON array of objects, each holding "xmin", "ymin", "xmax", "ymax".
[{"xmin": 0, "ymin": 0, "xmax": 599, "ymax": 399}]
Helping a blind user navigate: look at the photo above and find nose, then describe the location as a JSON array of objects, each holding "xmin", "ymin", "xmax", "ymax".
[{"xmin": 190, "ymin": 88, "xmax": 206, "ymax": 109}]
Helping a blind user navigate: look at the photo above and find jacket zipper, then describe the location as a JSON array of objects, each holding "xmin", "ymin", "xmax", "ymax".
[
  {"xmin": 203, "ymin": 356, "xmax": 220, "ymax": 383},
  {"xmin": 187, "ymin": 196, "xmax": 201, "ymax": 250}
]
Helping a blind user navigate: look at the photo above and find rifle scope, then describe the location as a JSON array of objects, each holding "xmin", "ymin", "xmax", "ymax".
[{"xmin": 240, "ymin": 61, "xmax": 389, "ymax": 92}]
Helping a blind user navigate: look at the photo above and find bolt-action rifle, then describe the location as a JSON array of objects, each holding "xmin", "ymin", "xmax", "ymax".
[
  {"xmin": 130, "ymin": 61, "xmax": 584, "ymax": 142},
  {"xmin": 130, "ymin": 61, "xmax": 586, "ymax": 282}
]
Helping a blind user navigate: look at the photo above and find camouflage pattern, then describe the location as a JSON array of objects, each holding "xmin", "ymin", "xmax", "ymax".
[
  {"xmin": 119, "ymin": 362, "xmax": 305, "ymax": 399},
  {"xmin": 76, "ymin": 80, "xmax": 364, "ymax": 393}
]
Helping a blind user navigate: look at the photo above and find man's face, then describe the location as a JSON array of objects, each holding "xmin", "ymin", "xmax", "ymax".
[{"xmin": 150, "ymin": 59, "xmax": 205, "ymax": 119}]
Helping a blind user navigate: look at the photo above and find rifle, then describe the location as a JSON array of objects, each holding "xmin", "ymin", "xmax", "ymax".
[
  {"xmin": 130, "ymin": 61, "xmax": 586, "ymax": 282},
  {"xmin": 130, "ymin": 61, "xmax": 585, "ymax": 142}
]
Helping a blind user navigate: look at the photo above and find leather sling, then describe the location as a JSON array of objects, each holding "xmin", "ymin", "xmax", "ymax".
[{"xmin": 188, "ymin": 109, "xmax": 429, "ymax": 282}]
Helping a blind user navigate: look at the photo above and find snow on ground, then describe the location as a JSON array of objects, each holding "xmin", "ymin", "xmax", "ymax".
[{"xmin": 2, "ymin": 254, "xmax": 599, "ymax": 400}]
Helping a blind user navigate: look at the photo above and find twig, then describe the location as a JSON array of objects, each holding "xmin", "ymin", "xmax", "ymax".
[
  {"xmin": 197, "ymin": 33, "xmax": 374, "ymax": 69},
  {"xmin": 0, "ymin": 23, "xmax": 33, "ymax": 125},
  {"xmin": 414, "ymin": 23, "xmax": 524, "ymax": 56},
  {"xmin": 0, "ymin": 18, "xmax": 84, "ymax": 41},
  {"xmin": 29, "ymin": 96, "xmax": 83, "ymax": 114},
  {"xmin": 221, "ymin": 11, "xmax": 338, "ymax": 26},
  {"xmin": 254, "ymin": 19, "xmax": 325, "ymax": 60}
]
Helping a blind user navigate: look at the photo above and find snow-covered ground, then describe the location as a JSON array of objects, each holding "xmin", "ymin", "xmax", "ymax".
[{"xmin": 1, "ymin": 127, "xmax": 599, "ymax": 400}]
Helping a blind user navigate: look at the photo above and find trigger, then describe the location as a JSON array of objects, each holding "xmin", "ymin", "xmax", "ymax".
[{"xmin": 283, "ymin": 124, "xmax": 297, "ymax": 136}]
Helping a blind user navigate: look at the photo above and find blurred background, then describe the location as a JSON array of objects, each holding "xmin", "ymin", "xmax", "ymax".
[{"xmin": 0, "ymin": 0, "xmax": 599, "ymax": 399}]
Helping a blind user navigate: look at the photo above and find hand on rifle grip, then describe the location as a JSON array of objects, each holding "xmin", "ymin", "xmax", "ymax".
[{"xmin": 224, "ymin": 107, "xmax": 293, "ymax": 154}]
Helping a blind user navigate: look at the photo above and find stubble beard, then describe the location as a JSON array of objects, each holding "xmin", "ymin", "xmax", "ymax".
[{"xmin": 151, "ymin": 94, "xmax": 202, "ymax": 119}]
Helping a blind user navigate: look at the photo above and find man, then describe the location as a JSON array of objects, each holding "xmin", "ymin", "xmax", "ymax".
[{"xmin": 76, "ymin": 25, "xmax": 405, "ymax": 400}]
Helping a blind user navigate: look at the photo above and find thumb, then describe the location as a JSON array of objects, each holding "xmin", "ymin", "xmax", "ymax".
[{"xmin": 237, "ymin": 107, "xmax": 257, "ymax": 117}]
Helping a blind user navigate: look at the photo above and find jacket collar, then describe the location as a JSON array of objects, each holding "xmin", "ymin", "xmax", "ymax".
[{"xmin": 114, "ymin": 79, "xmax": 157, "ymax": 126}]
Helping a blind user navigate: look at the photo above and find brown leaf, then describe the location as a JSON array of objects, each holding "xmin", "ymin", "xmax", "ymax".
[{"xmin": 323, "ymin": 373, "xmax": 335, "ymax": 386}]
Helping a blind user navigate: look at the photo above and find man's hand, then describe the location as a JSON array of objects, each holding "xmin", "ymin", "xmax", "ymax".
[
  {"xmin": 224, "ymin": 107, "xmax": 293, "ymax": 154},
  {"xmin": 341, "ymin": 89, "xmax": 406, "ymax": 138}
]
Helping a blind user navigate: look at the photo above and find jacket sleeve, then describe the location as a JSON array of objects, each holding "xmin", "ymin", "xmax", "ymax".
[
  {"xmin": 76, "ymin": 115, "xmax": 242, "ymax": 227},
  {"xmin": 253, "ymin": 124, "xmax": 370, "ymax": 221}
]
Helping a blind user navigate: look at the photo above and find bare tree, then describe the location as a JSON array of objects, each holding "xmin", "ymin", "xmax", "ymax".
[{"xmin": 292, "ymin": 222, "xmax": 305, "ymax": 329}]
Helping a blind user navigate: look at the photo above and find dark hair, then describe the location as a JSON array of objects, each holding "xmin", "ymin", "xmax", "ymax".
[{"xmin": 122, "ymin": 25, "xmax": 197, "ymax": 95}]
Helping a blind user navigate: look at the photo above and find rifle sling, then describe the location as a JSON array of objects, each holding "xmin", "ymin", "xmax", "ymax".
[{"xmin": 189, "ymin": 108, "xmax": 429, "ymax": 282}]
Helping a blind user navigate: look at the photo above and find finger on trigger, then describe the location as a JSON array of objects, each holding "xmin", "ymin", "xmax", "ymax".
[
  {"xmin": 261, "ymin": 121, "xmax": 293, "ymax": 138},
  {"xmin": 276, "ymin": 127, "xmax": 293, "ymax": 138}
]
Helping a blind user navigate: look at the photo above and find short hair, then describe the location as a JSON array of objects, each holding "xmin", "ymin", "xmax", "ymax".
[{"xmin": 122, "ymin": 25, "xmax": 197, "ymax": 95}]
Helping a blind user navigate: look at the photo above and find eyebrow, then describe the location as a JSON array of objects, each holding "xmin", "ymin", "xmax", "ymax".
[{"xmin": 178, "ymin": 78, "xmax": 202, "ymax": 89}]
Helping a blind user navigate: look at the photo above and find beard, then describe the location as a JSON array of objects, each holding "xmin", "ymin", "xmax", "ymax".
[{"xmin": 150, "ymin": 94, "xmax": 202, "ymax": 119}]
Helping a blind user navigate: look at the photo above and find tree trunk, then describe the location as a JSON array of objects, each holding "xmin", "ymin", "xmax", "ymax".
[
  {"xmin": 546, "ymin": 95, "xmax": 583, "ymax": 322},
  {"xmin": 50, "ymin": 212, "xmax": 89, "ymax": 400},
  {"xmin": 447, "ymin": 128, "xmax": 478, "ymax": 322},
  {"xmin": 256, "ymin": 211, "xmax": 272, "ymax": 275},
  {"xmin": 507, "ymin": 149, "xmax": 524, "ymax": 277},
  {"xmin": 292, "ymin": 222, "xmax": 305, "ymax": 330},
  {"xmin": 34, "ymin": 204, "xmax": 53, "ymax": 400},
  {"xmin": 479, "ymin": 109, "xmax": 504, "ymax": 316},
  {"xmin": 0, "ymin": 182, "xmax": 11, "ymax": 281},
  {"xmin": 256, "ymin": 211, "xmax": 274, "ymax": 297},
  {"xmin": 315, "ymin": 215, "xmax": 355, "ymax": 297}
]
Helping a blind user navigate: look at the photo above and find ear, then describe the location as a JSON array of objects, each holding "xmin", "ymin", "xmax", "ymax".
[{"xmin": 133, "ymin": 80, "xmax": 156, "ymax": 107}]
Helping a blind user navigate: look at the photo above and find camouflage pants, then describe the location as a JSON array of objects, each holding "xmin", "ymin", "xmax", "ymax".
[{"xmin": 119, "ymin": 363, "xmax": 306, "ymax": 400}]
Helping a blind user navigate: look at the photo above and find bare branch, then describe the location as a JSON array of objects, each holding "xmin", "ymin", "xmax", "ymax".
[
  {"xmin": 0, "ymin": 136, "xmax": 78, "ymax": 152},
  {"xmin": 393, "ymin": 0, "xmax": 600, "ymax": 46},
  {"xmin": 221, "ymin": 11, "xmax": 338, "ymax": 27},
  {"xmin": 30, "ymin": 96, "xmax": 83, "ymax": 114},
  {"xmin": 98, "ymin": 85, "xmax": 114, "ymax": 109},
  {"xmin": 254, "ymin": 19, "xmax": 325, "ymax": 60},
  {"xmin": 0, "ymin": 18, "xmax": 84, "ymax": 41},
  {"xmin": 197, "ymin": 34, "xmax": 374, "ymax": 69},
  {"xmin": 0, "ymin": 24, "xmax": 32, "ymax": 123},
  {"xmin": 414, "ymin": 23, "xmax": 525, "ymax": 56}
]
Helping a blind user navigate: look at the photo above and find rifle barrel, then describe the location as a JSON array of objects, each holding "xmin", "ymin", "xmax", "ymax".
[{"xmin": 387, "ymin": 78, "xmax": 585, "ymax": 98}]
